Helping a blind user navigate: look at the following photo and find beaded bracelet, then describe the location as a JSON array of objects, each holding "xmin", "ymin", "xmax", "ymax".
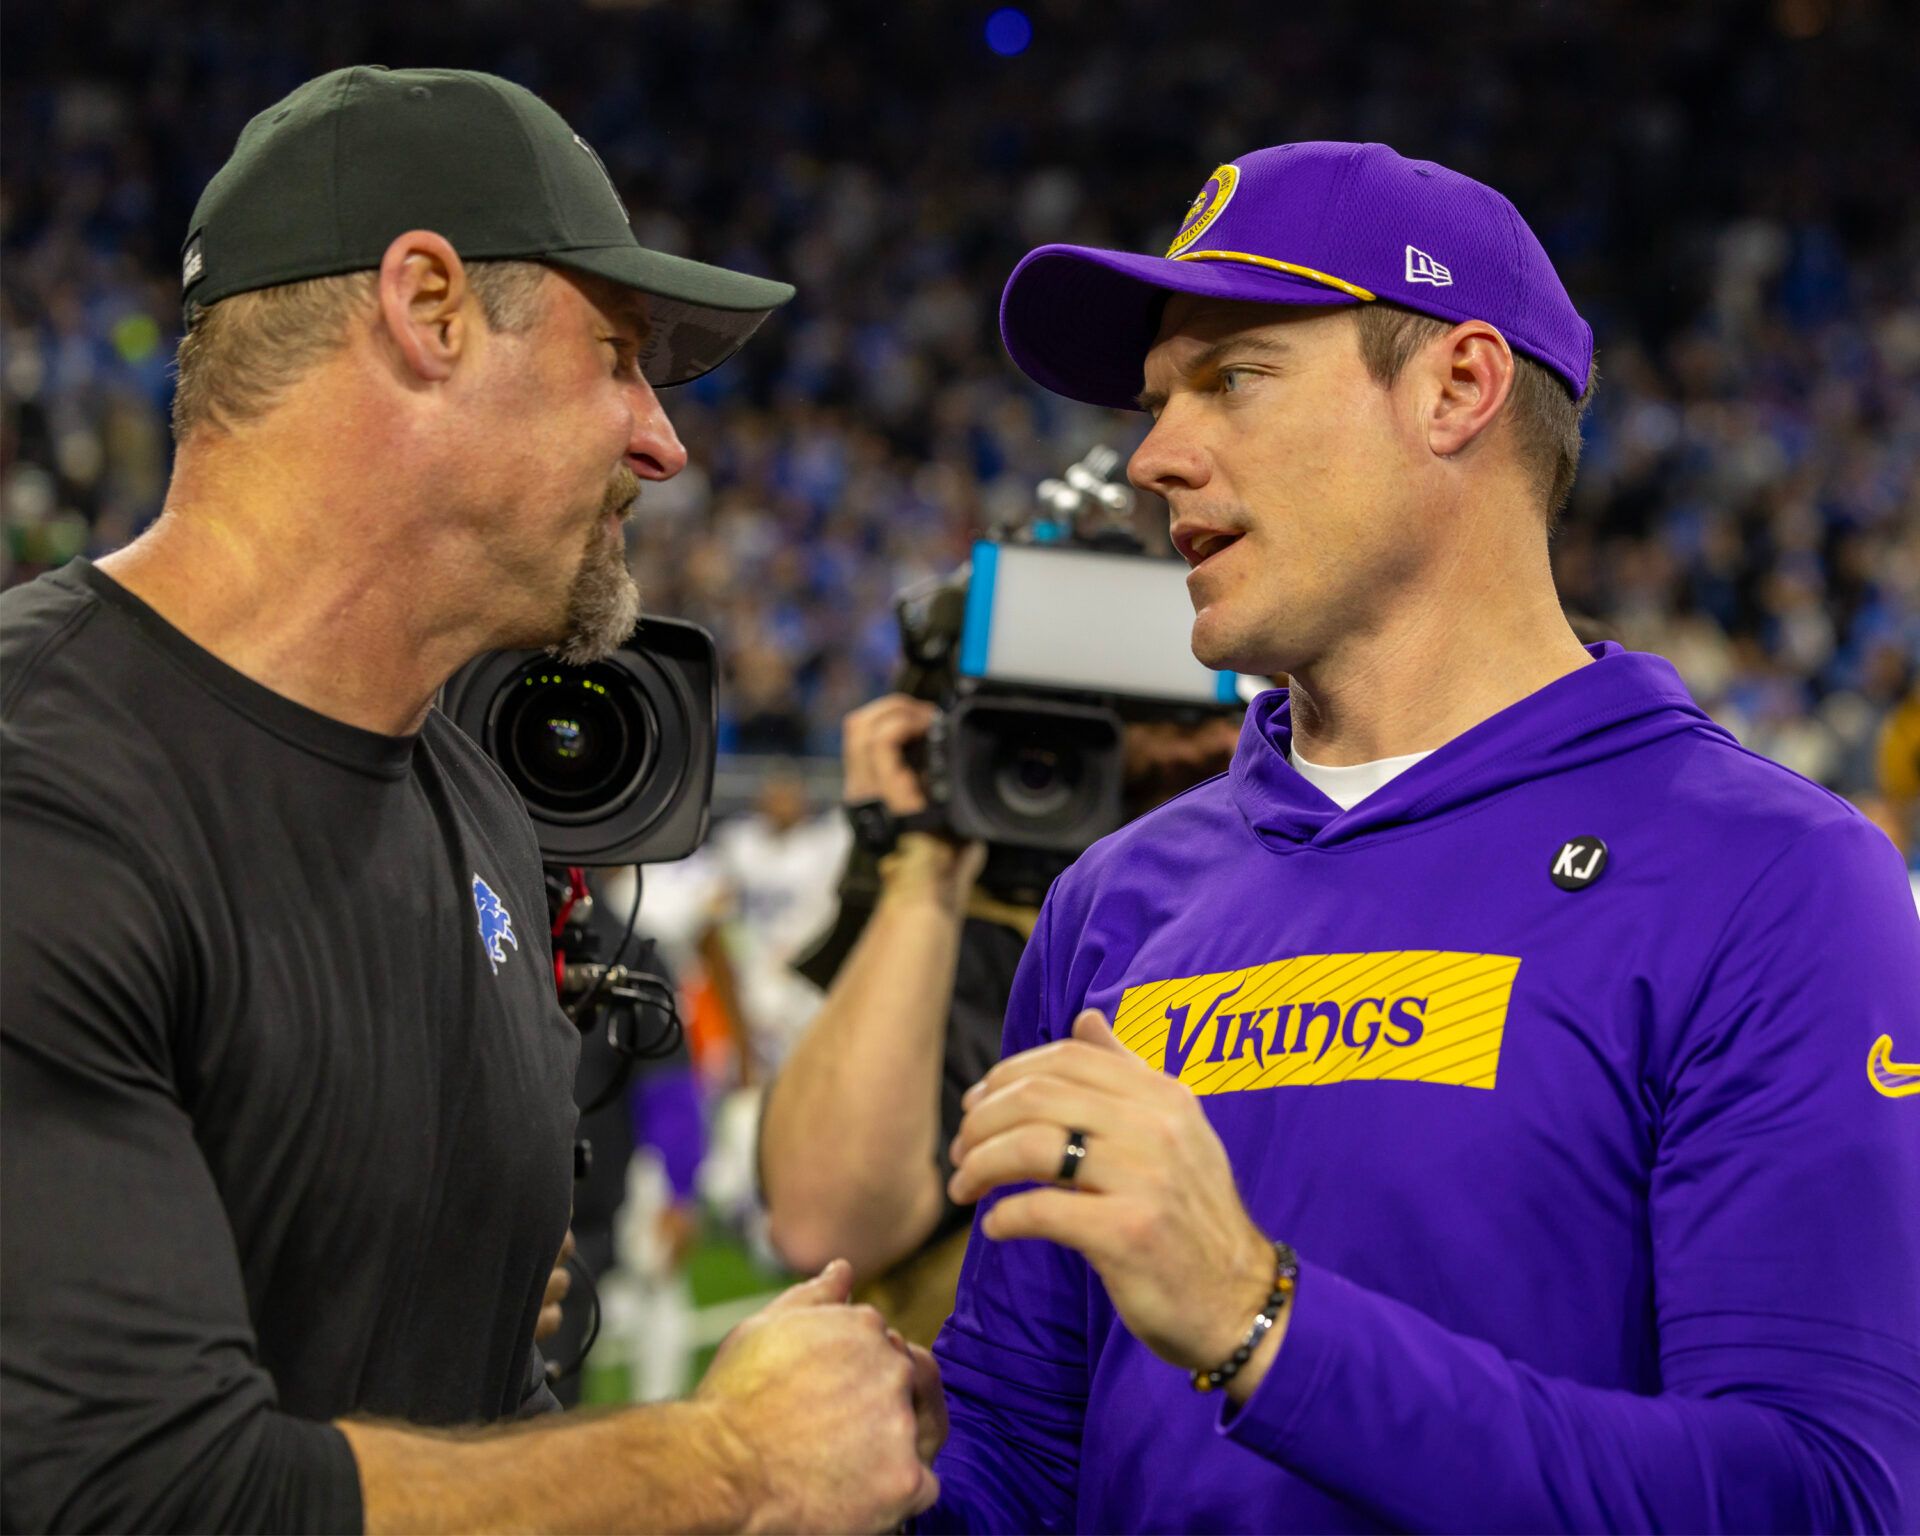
[{"xmin": 1191, "ymin": 1240, "xmax": 1299, "ymax": 1392}]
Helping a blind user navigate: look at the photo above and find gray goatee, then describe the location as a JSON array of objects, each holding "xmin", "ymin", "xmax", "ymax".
[{"xmin": 552, "ymin": 467, "xmax": 643, "ymax": 665}]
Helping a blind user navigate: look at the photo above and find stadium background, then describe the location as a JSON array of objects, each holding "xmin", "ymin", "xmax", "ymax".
[{"xmin": 4, "ymin": 0, "xmax": 1917, "ymax": 1400}]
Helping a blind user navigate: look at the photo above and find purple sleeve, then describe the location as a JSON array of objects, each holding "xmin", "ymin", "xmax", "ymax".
[
  {"xmin": 1222, "ymin": 814, "xmax": 1920, "ymax": 1531},
  {"xmin": 922, "ymin": 901, "xmax": 1087, "ymax": 1534},
  {"xmin": 631, "ymin": 1064, "xmax": 704, "ymax": 1202}
]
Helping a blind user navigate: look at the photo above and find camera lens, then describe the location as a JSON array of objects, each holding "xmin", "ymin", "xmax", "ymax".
[
  {"xmin": 497, "ymin": 660, "xmax": 657, "ymax": 821},
  {"xmin": 992, "ymin": 743, "xmax": 1080, "ymax": 822}
]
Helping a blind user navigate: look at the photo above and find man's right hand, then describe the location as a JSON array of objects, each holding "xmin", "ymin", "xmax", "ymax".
[
  {"xmin": 842, "ymin": 694, "xmax": 940, "ymax": 815},
  {"xmin": 843, "ymin": 694, "xmax": 985, "ymax": 903},
  {"xmin": 694, "ymin": 1259, "xmax": 942, "ymax": 1533}
]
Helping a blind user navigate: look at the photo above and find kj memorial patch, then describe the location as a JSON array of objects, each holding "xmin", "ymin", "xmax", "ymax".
[{"xmin": 1113, "ymin": 950, "xmax": 1523, "ymax": 1094}]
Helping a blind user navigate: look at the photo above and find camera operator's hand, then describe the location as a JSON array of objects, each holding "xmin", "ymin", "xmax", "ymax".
[
  {"xmin": 694, "ymin": 1259, "xmax": 941, "ymax": 1533},
  {"xmin": 842, "ymin": 694, "xmax": 939, "ymax": 816},
  {"xmin": 843, "ymin": 694, "xmax": 985, "ymax": 903}
]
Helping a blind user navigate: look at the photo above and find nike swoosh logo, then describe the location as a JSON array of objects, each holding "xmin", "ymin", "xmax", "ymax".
[{"xmin": 1867, "ymin": 1035, "xmax": 1920, "ymax": 1100}]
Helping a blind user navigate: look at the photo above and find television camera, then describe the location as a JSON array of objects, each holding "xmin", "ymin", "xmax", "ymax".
[
  {"xmin": 888, "ymin": 445, "xmax": 1250, "ymax": 902},
  {"xmin": 440, "ymin": 616, "xmax": 717, "ymax": 1097},
  {"xmin": 440, "ymin": 617, "xmax": 720, "ymax": 1379}
]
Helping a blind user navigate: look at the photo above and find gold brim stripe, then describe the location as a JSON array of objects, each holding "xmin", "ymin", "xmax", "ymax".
[{"xmin": 1172, "ymin": 250, "xmax": 1377, "ymax": 303}]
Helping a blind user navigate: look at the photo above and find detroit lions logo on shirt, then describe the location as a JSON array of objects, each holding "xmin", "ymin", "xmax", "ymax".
[
  {"xmin": 1114, "ymin": 950, "xmax": 1522, "ymax": 1093},
  {"xmin": 471, "ymin": 874, "xmax": 520, "ymax": 975}
]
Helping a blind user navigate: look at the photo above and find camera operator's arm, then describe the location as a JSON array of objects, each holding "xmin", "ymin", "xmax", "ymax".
[{"xmin": 761, "ymin": 697, "xmax": 985, "ymax": 1282}]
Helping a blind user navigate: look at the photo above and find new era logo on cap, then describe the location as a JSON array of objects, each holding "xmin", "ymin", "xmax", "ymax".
[
  {"xmin": 572, "ymin": 133, "xmax": 627, "ymax": 220},
  {"xmin": 182, "ymin": 235, "xmax": 205, "ymax": 288},
  {"xmin": 1405, "ymin": 245, "xmax": 1451, "ymax": 286}
]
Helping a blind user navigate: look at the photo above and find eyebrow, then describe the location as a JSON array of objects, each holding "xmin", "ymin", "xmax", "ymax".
[
  {"xmin": 1134, "ymin": 335, "xmax": 1295, "ymax": 414},
  {"xmin": 609, "ymin": 305, "xmax": 653, "ymax": 349},
  {"xmin": 592, "ymin": 288, "xmax": 654, "ymax": 350}
]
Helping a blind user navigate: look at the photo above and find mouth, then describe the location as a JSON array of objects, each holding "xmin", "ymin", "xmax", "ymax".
[
  {"xmin": 602, "ymin": 468, "xmax": 642, "ymax": 527},
  {"xmin": 1172, "ymin": 524, "xmax": 1245, "ymax": 570}
]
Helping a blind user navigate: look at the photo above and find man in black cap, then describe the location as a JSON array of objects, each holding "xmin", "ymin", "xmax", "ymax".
[{"xmin": 0, "ymin": 68, "xmax": 940, "ymax": 1534}]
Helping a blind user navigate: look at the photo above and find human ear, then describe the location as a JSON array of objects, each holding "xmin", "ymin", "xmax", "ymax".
[
  {"xmin": 1425, "ymin": 321, "xmax": 1514, "ymax": 459},
  {"xmin": 375, "ymin": 230, "xmax": 470, "ymax": 384}
]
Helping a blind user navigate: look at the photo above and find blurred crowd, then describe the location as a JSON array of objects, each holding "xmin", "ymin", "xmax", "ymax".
[{"xmin": 4, "ymin": 0, "xmax": 1917, "ymax": 847}]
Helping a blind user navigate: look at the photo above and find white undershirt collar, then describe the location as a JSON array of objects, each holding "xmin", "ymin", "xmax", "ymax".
[{"xmin": 1288, "ymin": 744, "xmax": 1436, "ymax": 812}]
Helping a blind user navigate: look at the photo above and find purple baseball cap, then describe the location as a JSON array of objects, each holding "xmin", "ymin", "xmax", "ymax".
[{"xmin": 1000, "ymin": 141, "xmax": 1593, "ymax": 409}]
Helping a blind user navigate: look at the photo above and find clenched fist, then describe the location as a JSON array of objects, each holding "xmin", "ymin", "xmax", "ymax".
[{"xmin": 694, "ymin": 1259, "xmax": 945, "ymax": 1533}]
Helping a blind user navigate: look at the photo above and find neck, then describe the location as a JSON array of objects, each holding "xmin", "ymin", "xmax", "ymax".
[
  {"xmin": 99, "ymin": 427, "xmax": 501, "ymax": 736},
  {"xmin": 1284, "ymin": 527, "xmax": 1594, "ymax": 766}
]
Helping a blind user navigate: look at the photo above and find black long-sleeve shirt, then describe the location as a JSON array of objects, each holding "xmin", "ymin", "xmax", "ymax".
[{"xmin": 1, "ymin": 561, "xmax": 579, "ymax": 1533}]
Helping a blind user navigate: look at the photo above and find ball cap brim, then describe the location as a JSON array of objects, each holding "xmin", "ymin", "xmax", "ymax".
[
  {"xmin": 1000, "ymin": 245, "xmax": 1358, "ymax": 411},
  {"xmin": 543, "ymin": 244, "xmax": 794, "ymax": 388}
]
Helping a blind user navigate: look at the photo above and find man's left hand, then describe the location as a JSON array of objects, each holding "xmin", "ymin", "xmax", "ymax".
[
  {"xmin": 886, "ymin": 1327, "xmax": 949, "ymax": 1465},
  {"xmin": 947, "ymin": 1009, "xmax": 1280, "ymax": 1377}
]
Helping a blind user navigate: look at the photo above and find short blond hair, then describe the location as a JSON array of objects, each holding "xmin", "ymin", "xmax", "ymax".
[
  {"xmin": 171, "ymin": 259, "xmax": 550, "ymax": 441},
  {"xmin": 1352, "ymin": 302, "xmax": 1596, "ymax": 522}
]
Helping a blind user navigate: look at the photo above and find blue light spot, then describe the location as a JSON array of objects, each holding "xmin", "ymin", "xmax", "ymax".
[{"xmin": 985, "ymin": 7, "xmax": 1032, "ymax": 56}]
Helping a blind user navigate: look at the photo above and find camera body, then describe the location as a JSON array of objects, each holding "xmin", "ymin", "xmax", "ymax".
[
  {"xmin": 440, "ymin": 617, "xmax": 719, "ymax": 867},
  {"xmin": 896, "ymin": 454, "xmax": 1248, "ymax": 874},
  {"xmin": 911, "ymin": 691, "xmax": 1128, "ymax": 854}
]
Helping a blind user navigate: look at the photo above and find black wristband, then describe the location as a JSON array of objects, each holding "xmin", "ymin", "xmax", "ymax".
[
  {"xmin": 844, "ymin": 798, "xmax": 898, "ymax": 857},
  {"xmin": 1191, "ymin": 1240, "xmax": 1299, "ymax": 1392}
]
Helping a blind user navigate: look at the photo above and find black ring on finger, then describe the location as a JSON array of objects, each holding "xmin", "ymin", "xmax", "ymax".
[{"xmin": 1058, "ymin": 1128, "xmax": 1089, "ymax": 1183}]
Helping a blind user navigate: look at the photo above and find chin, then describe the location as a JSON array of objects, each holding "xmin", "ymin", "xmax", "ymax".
[
  {"xmin": 1190, "ymin": 607, "xmax": 1274, "ymax": 678},
  {"xmin": 553, "ymin": 574, "xmax": 642, "ymax": 666},
  {"xmin": 544, "ymin": 524, "xmax": 643, "ymax": 667}
]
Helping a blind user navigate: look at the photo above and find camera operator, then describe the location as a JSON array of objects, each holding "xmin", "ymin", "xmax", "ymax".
[
  {"xmin": 541, "ymin": 869, "xmax": 705, "ymax": 1406},
  {"xmin": 759, "ymin": 694, "xmax": 1236, "ymax": 1339},
  {"xmin": 0, "ymin": 67, "xmax": 938, "ymax": 1534}
]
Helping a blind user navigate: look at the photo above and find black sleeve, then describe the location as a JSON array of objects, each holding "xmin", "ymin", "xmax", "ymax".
[
  {"xmin": 0, "ymin": 806, "xmax": 362, "ymax": 1534},
  {"xmin": 927, "ymin": 918, "xmax": 1029, "ymax": 1245}
]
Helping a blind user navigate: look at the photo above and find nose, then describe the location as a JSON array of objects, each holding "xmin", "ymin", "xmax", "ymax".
[
  {"xmin": 1127, "ymin": 405, "xmax": 1210, "ymax": 501},
  {"xmin": 624, "ymin": 375, "xmax": 689, "ymax": 481}
]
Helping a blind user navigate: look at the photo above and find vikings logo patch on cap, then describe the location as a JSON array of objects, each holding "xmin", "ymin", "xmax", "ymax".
[{"xmin": 1166, "ymin": 164, "xmax": 1239, "ymax": 257}]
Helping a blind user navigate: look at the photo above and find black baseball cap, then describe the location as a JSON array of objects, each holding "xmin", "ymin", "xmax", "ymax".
[{"xmin": 181, "ymin": 66, "xmax": 795, "ymax": 388}]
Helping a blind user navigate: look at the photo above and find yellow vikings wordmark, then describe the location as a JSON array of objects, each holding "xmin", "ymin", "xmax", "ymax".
[{"xmin": 1112, "ymin": 951, "xmax": 1523, "ymax": 1095}]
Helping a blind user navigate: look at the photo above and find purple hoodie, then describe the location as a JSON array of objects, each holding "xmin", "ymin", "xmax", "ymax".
[{"xmin": 925, "ymin": 645, "xmax": 1920, "ymax": 1532}]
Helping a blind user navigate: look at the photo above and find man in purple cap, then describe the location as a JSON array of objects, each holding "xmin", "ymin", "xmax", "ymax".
[{"xmin": 923, "ymin": 143, "xmax": 1920, "ymax": 1531}]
